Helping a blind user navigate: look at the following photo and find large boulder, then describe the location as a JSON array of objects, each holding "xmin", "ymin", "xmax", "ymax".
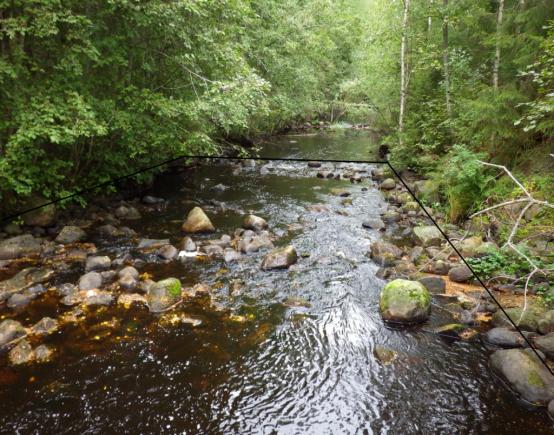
[
  {"xmin": 55, "ymin": 226, "xmax": 86, "ymax": 244},
  {"xmin": 146, "ymin": 278, "xmax": 182, "ymax": 313},
  {"xmin": 0, "ymin": 235, "xmax": 42, "ymax": 260},
  {"xmin": 243, "ymin": 215, "xmax": 268, "ymax": 232},
  {"xmin": 413, "ymin": 179, "xmax": 440, "ymax": 203},
  {"xmin": 261, "ymin": 246, "xmax": 298, "ymax": 270},
  {"xmin": 492, "ymin": 307, "xmax": 543, "ymax": 332},
  {"xmin": 21, "ymin": 196, "xmax": 56, "ymax": 227},
  {"xmin": 490, "ymin": 348, "xmax": 554, "ymax": 406},
  {"xmin": 484, "ymin": 327, "xmax": 526, "ymax": 348},
  {"xmin": 0, "ymin": 319, "xmax": 26, "ymax": 346},
  {"xmin": 379, "ymin": 279, "xmax": 431, "ymax": 323},
  {"xmin": 0, "ymin": 267, "xmax": 53, "ymax": 302},
  {"xmin": 533, "ymin": 333, "xmax": 554, "ymax": 359},
  {"xmin": 538, "ymin": 310, "xmax": 554, "ymax": 335},
  {"xmin": 369, "ymin": 241, "xmax": 402, "ymax": 267},
  {"xmin": 182, "ymin": 207, "xmax": 215, "ymax": 233},
  {"xmin": 413, "ymin": 226, "xmax": 443, "ymax": 247}
]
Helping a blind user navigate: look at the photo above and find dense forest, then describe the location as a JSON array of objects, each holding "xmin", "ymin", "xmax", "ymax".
[{"xmin": 0, "ymin": 0, "xmax": 553, "ymax": 221}]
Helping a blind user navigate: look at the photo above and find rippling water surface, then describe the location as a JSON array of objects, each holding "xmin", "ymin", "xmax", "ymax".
[{"xmin": 0, "ymin": 131, "xmax": 551, "ymax": 433}]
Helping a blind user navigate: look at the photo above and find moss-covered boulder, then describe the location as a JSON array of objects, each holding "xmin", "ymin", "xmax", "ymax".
[
  {"xmin": 182, "ymin": 207, "xmax": 215, "ymax": 233},
  {"xmin": 146, "ymin": 278, "xmax": 182, "ymax": 313},
  {"xmin": 413, "ymin": 225, "xmax": 443, "ymax": 247},
  {"xmin": 369, "ymin": 241, "xmax": 402, "ymax": 267},
  {"xmin": 490, "ymin": 348, "xmax": 554, "ymax": 406},
  {"xmin": 492, "ymin": 307, "xmax": 544, "ymax": 332},
  {"xmin": 379, "ymin": 279, "xmax": 431, "ymax": 323}
]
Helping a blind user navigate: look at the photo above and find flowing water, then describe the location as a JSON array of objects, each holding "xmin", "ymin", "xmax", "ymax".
[{"xmin": 0, "ymin": 130, "xmax": 551, "ymax": 433}]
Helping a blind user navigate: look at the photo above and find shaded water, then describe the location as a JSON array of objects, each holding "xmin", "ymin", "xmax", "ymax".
[{"xmin": 0, "ymin": 131, "xmax": 551, "ymax": 433}]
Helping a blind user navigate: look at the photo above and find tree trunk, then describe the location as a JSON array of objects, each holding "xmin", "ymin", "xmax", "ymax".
[
  {"xmin": 493, "ymin": 0, "xmax": 505, "ymax": 91},
  {"xmin": 399, "ymin": 0, "xmax": 411, "ymax": 139},
  {"xmin": 428, "ymin": 0, "xmax": 433, "ymax": 39},
  {"xmin": 443, "ymin": 0, "xmax": 451, "ymax": 117}
]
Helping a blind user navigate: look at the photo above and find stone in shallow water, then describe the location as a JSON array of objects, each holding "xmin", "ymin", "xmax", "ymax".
[
  {"xmin": 85, "ymin": 255, "xmax": 111, "ymax": 272},
  {"xmin": 55, "ymin": 226, "xmax": 86, "ymax": 244},
  {"xmin": 484, "ymin": 327, "xmax": 526, "ymax": 348},
  {"xmin": 0, "ymin": 267, "xmax": 53, "ymax": 302},
  {"xmin": 0, "ymin": 319, "xmax": 26, "ymax": 346},
  {"xmin": 115, "ymin": 205, "xmax": 141, "ymax": 220},
  {"xmin": 78, "ymin": 271, "xmax": 103, "ymax": 291},
  {"xmin": 261, "ymin": 246, "xmax": 298, "ymax": 270},
  {"xmin": 181, "ymin": 207, "xmax": 215, "ymax": 233},
  {"xmin": 81, "ymin": 289, "xmax": 114, "ymax": 306},
  {"xmin": 223, "ymin": 249, "xmax": 242, "ymax": 263},
  {"xmin": 146, "ymin": 278, "xmax": 182, "ymax": 313},
  {"xmin": 369, "ymin": 241, "xmax": 402, "ymax": 267},
  {"xmin": 34, "ymin": 344, "xmax": 54, "ymax": 363},
  {"xmin": 9, "ymin": 339, "xmax": 35, "ymax": 365},
  {"xmin": 7, "ymin": 292, "xmax": 35, "ymax": 309},
  {"xmin": 243, "ymin": 214, "xmax": 268, "ymax": 232},
  {"xmin": 117, "ymin": 293, "xmax": 147, "ymax": 308},
  {"xmin": 362, "ymin": 218, "xmax": 385, "ymax": 230},
  {"xmin": 490, "ymin": 348, "xmax": 554, "ymax": 406},
  {"xmin": 373, "ymin": 346, "xmax": 398, "ymax": 365},
  {"xmin": 118, "ymin": 274, "xmax": 137, "ymax": 290},
  {"xmin": 32, "ymin": 317, "xmax": 58, "ymax": 335},
  {"xmin": 118, "ymin": 266, "xmax": 139, "ymax": 279},
  {"xmin": 379, "ymin": 279, "xmax": 431, "ymax": 323}
]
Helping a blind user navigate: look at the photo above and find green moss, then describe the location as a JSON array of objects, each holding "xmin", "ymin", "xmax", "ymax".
[
  {"xmin": 159, "ymin": 278, "xmax": 181, "ymax": 297},
  {"xmin": 527, "ymin": 370, "xmax": 545, "ymax": 388}
]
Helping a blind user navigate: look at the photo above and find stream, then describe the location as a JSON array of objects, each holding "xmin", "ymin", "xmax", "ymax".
[{"xmin": 0, "ymin": 131, "xmax": 551, "ymax": 433}]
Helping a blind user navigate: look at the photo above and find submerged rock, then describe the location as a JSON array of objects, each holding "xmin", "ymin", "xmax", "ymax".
[
  {"xmin": 117, "ymin": 293, "xmax": 147, "ymax": 308},
  {"xmin": 490, "ymin": 348, "xmax": 554, "ymax": 406},
  {"xmin": 85, "ymin": 255, "xmax": 111, "ymax": 272},
  {"xmin": 0, "ymin": 235, "xmax": 42, "ymax": 260},
  {"xmin": 146, "ymin": 278, "xmax": 182, "ymax": 313},
  {"xmin": 223, "ymin": 248, "xmax": 242, "ymax": 263},
  {"xmin": 0, "ymin": 319, "xmax": 26, "ymax": 346},
  {"xmin": 35, "ymin": 344, "xmax": 54, "ymax": 363},
  {"xmin": 138, "ymin": 238, "xmax": 170, "ymax": 249},
  {"xmin": 261, "ymin": 246, "xmax": 298, "ymax": 270},
  {"xmin": 373, "ymin": 345, "xmax": 398, "ymax": 365},
  {"xmin": 55, "ymin": 226, "xmax": 87, "ymax": 244},
  {"xmin": 0, "ymin": 267, "xmax": 53, "ymax": 302},
  {"xmin": 118, "ymin": 266, "xmax": 139, "ymax": 279},
  {"xmin": 78, "ymin": 271, "xmax": 103, "ymax": 291},
  {"xmin": 32, "ymin": 317, "xmax": 59, "ymax": 336},
  {"xmin": 379, "ymin": 279, "xmax": 431, "ymax": 323},
  {"xmin": 81, "ymin": 289, "xmax": 114, "ymax": 306},
  {"xmin": 9, "ymin": 339, "xmax": 34, "ymax": 365},
  {"xmin": 182, "ymin": 207, "xmax": 215, "ymax": 233},
  {"xmin": 7, "ymin": 292, "xmax": 35, "ymax": 309},
  {"xmin": 243, "ymin": 215, "xmax": 268, "ymax": 232}
]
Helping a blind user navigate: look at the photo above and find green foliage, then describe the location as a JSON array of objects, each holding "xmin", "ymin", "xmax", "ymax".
[{"xmin": 466, "ymin": 247, "xmax": 543, "ymax": 281}]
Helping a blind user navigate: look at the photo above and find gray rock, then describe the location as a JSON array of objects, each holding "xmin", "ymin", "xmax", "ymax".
[
  {"xmin": 484, "ymin": 327, "xmax": 526, "ymax": 348},
  {"xmin": 410, "ymin": 246, "xmax": 424, "ymax": 263},
  {"xmin": 32, "ymin": 317, "xmax": 58, "ymax": 335},
  {"xmin": 380, "ymin": 178, "xmax": 396, "ymax": 190},
  {"xmin": 118, "ymin": 275, "xmax": 138, "ymax": 290},
  {"xmin": 180, "ymin": 237, "xmax": 197, "ymax": 252},
  {"xmin": 146, "ymin": 278, "xmax": 182, "ymax": 313},
  {"xmin": 538, "ymin": 310, "xmax": 554, "ymax": 335},
  {"xmin": 9, "ymin": 339, "xmax": 35, "ymax": 365},
  {"xmin": 427, "ymin": 260, "xmax": 451, "ymax": 275},
  {"xmin": 115, "ymin": 205, "xmax": 141, "ymax": 220},
  {"xmin": 369, "ymin": 241, "xmax": 402, "ymax": 267},
  {"xmin": 117, "ymin": 293, "xmax": 147, "ymax": 307},
  {"xmin": 533, "ymin": 333, "xmax": 554, "ymax": 359},
  {"xmin": 243, "ymin": 215, "xmax": 268, "ymax": 232},
  {"xmin": 55, "ymin": 226, "xmax": 86, "ymax": 244},
  {"xmin": 142, "ymin": 195, "xmax": 164, "ymax": 204},
  {"xmin": 492, "ymin": 307, "xmax": 542, "ymax": 332},
  {"xmin": 85, "ymin": 255, "xmax": 111, "ymax": 272},
  {"xmin": 223, "ymin": 249, "xmax": 242, "ymax": 263},
  {"xmin": 261, "ymin": 246, "xmax": 298, "ymax": 270},
  {"xmin": 490, "ymin": 348, "xmax": 554, "ymax": 405},
  {"xmin": 382, "ymin": 210, "xmax": 401, "ymax": 224},
  {"xmin": 0, "ymin": 319, "xmax": 26, "ymax": 346},
  {"xmin": 362, "ymin": 218, "xmax": 385, "ymax": 230},
  {"xmin": 100, "ymin": 270, "xmax": 116, "ymax": 282},
  {"xmin": 239, "ymin": 234, "xmax": 274, "ymax": 253},
  {"xmin": 203, "ymin": 244, "xmax": 224, "ymax": 256},
  {"xmin": 138, "ymin": 238, "xmax": 170, "ymax": 249},
  {"xmin": 96, "ymin": 224, "xmax": 124, "ymax": 238},
  {"xmin": 81, "ymin": 289, "xmax": 113, "ymax": 306},
  {"xmin": 182, "ymin": 207, "xmax": 215, "ymax": 233},
  {"xmin": 0, "ymin": 235, "xmax": 42, "ymax": 260},
  {"xmin": 379, "ymin": 279, "xmax": 431, "ymax": 323},
  {"xmin": 118, "ymin": 266, "xmax": 139, "ymax": 279},
  {"xmin": 7, "ymin": 292, "xmax": 35, "ymax": 309},
  {"xmin": 0, "ymin": 267, "xmax": 53, "ymax": 302},
  {"xmin": 158, "ymin": 244, "xmax": 178, "ymax": 260},
  {"xmin": 418, "ymin": 276, "xmax": 446, "ymax": 294},
  {"xmin": 55, "ymin": 283, "xmax": 77, "ymax": 297},
  {"xmin": 548, "ymin": 399, "xmax": 554, "ymax": 421},
  {"xmin": 78, "ymin": 271, "xmax": 103, "ymax": 291},
  {"xmin": 448, "ymin": 265, "xmax": 473, "ymax": 283},
  {"xmin": 413, "ymin": 226, "xmax": 443, "ymax": 247},
  {"xmin": 35, "ymin": 344, "xmax": 54, "ymax": 362}
]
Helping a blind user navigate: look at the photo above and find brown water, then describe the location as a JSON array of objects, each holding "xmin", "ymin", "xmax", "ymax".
[{"xmin": 0, "ymin": 130, "xmax": 551, "ymax": 434}]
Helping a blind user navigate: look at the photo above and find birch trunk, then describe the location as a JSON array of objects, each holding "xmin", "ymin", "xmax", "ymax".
[
  {"xmin": 443, "ymin": 0, "xmax": 451, "ymax": 117},
  {"xmin": 399, "ymin": 0, "xmax": 411, "ymax": 137},
  {"xmin": 493, "ymin": 0, "xmax": 505, "ymax": 91}
]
